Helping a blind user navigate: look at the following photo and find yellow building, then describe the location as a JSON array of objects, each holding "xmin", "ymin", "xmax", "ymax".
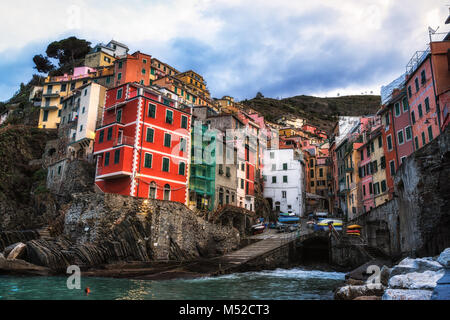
[
  {"xmin": 84, "ymin": 51, "xmax": 116, "ymax": 68},
  {"xmin": 279, "ymin": 127, "xmax": 298, "ymax": 137},
  {"xmin": 369, "ymin": 129, "xmax": 389, "ymax": 207},
  {"xmin": 153, "ymin": 75, "xmax": 214, "ymax": 108},
  {"xmin": 344, "ymin": 143, "xmax": 363, "ymax": 220},
  {"xmin": 175, "ymin": 70, "xmax": 210, "ymax": 99},
  {"xmin": 38, "ymin": 68, "xmax": 99, "ymax": 129},
  {"xmin": 150, "ymin": 58, "xmax": 179, "ymax": 82}
]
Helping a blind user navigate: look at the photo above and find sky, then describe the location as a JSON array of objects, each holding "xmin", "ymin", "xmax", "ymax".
[{"xmin": 0, "ymin": 0, "xmax": 448, "ymax": 102}]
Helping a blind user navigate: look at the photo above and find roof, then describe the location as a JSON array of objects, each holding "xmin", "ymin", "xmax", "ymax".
[{"xmin": 108, "ymin": 40, "xmax": 129, "ymax": 49}]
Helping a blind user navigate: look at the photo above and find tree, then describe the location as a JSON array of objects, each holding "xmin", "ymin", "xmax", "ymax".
[
  {"xmin": 46, "ymin": 37, "xmax": 92, "ymax": 70},
  {"xmin": 255, "ymin": 92, "xmax": 264, "ymax": 99},
  {"xmin": 32, "ymin": 54, "xmax": 55, "ymax": 73}
]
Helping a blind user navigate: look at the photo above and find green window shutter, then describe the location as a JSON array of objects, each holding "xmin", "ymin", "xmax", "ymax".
[
  {"xmin": 104, "ymin": 152, "xmax": 110, "ymax": 166},
  {"xmin": 144, "ymin": 153, "xmax": 152, "ymax": 168},
  {"xmin": 180, "ymin": 138, "xmax": 186, "ymax": 151},
  {"xmin": 117, "ymin": 88, "xmax": 123, "ymax": 99},
  {"xmin": 181, "ymin": 115, "xmax": 188, "ymax": 129},
  {"xmin": 381, "ymin": 180, "xmax": 387, "ymax": 192},
  {"xmin": 162, "ymin": 158, "xmax": 170, "ymax": 172},
  {"xmin": 179, "ymin": 162, "xmax": 185, "ymax": 175},
  {"xmin": 283, "ymin": 163, "xmax": 288, "ymax": 170},
  {"xmin": 428, "ymin": 126, "xmax": 433, "ymax": 141},
  {"xmin": 164, "ymin": 133, "xmax": 171, "ymax": 147},
  {"xmin": 425, "ymin": 97, "xmax": 430, "ymax": 113},
  {"xmin": 114, "ymin": 150, "xmax": 120, "ymax": 164},
  {"xmin": 406, "ymin": 127, "xmax": 412, "ymax": 140},
  {"xmin": 148, "ymin": 103, "xmax": 156, "ymax": 118},
  {"xmin": 107, "ymin": 127, "xmax": 113, "ymax": 140},
  {"xmin": 99, "ymin": 130, "xmax": 104, "ymax": 143},
  {"xmin": 146, "ymin": 128, "xmax": 154, "ymax": 142},
  {"xmin": 418, "ymin": 104, "xmax": 423, "ymax": 117},
  {"xmin": 283, "ymin": 176, "xmax": 288, "ymax": 183},
  {"xmin": 411, "ymin": 111, "xmax": 416, "ymax": 124},
  {"xmin": 166, "ymin": 110, "xmax": 173, "ymax": 124},
  {"xmin": 422, "ymin": 132, "xmax": 426, "ymax": 145}
]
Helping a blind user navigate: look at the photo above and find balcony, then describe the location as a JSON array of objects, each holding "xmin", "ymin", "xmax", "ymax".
[
  {"xmin": 95, "ymin": 146, "xmax": 133, "ymax": 180},
  {"xmin": 42, "ymin": 91, "xmax": 60, "ymax": 98},
  {"xmin": 345, "ymin": 167, "xmax": 354, "ymax": 173},
  {"xmin": 114, "ymin": 135, "xmax": 134, "ymax": 147},
  {"xmin": 40, "ymin": 104, "xmax": 59, "ymax": 110}
]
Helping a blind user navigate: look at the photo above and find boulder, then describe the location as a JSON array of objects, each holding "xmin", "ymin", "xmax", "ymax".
[
  {"xmin": 0, "ymin": 256, "xmax": 51, "ymax": 276},
  {"xmin": 437, "ymin": 248, "xmax": 450, "ymax": 269},
  {"xmin": 390, "ymin": 257, "xmax": 443, "ymax": 277},
  {"xmin": 382, "ymin": 289, "xmax": 433, "ymax": 300},
  {"xmin": 334, "ymin": 284, "xmax": 385, "ymax": 300},
  {"xmin": 6, "ymin": 242, "xmax": 26, "ymax": 260},
  {"xmin": 432, "ymin": 269, "xmax": 450, "ymax": 300},
  {"xmin": 3, "ymin": 242, "xmax": 21, "ymax": 257},
  {"xmin": 388, "ymin": 270, "xmax": 445, "ymax": 290}
]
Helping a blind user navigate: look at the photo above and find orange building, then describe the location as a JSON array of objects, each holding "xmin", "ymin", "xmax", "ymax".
[{"xmin": 114, "ymin": 51, "xmax": 152, "ymax": 87}]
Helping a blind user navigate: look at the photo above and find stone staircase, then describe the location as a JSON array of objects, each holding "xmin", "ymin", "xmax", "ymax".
[{"xmin": 37, "ymin": 227, "xmax": 52, "ymax": 240}]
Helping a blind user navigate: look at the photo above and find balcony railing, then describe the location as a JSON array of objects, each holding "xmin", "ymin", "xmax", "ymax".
[{"xmin": 114, "ymin": 136, "xmax": 134, "ymax": 147}]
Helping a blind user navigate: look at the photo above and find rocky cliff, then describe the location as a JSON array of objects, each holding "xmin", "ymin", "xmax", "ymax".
[{"xmin": 5, "ymin": 193, "xmax": 240, "ymax": 272}]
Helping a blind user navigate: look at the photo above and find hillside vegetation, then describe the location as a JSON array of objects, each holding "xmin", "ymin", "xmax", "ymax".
[{"xmin": 241, "ymin": 95, "xmax": 381, "ymax": 133}]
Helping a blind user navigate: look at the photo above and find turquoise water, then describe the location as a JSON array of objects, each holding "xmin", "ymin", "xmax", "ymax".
[{"xmin": 0, "ymin": 268, "xmax": 345, "ymax": 300}]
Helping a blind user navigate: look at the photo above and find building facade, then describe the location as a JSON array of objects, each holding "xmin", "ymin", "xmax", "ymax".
[{"xmin": 93, "ymin": 83, "xmax": 192, "ymax": 204}]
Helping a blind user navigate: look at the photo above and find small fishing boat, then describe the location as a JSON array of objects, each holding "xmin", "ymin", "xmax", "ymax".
[
  {"xmin": 278, "ymin": 216, "xmax": 300, "ymax": 223},
  {"xmin": 251, "ymin": 223, "xmax": 266, "ymax": 234}
]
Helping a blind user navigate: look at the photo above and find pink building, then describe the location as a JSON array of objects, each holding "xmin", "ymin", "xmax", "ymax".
[
  {"xmin": 357, "ymin": 143, "xmax": 374, "ymax": 212},
  {"xmin": 406, "ymin": 51, "xmax": 440, "ymax": 150}
]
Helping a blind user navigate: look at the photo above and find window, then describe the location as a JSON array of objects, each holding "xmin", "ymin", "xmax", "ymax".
[
  {"xmin": 99, "ymin": 130, "xmax": 104, "ymax": 143},
  {"xmin": 104, "ymin": 152, "xmax": 110, "ymax": 166},
  {"xmin": 418, "ymin": 104, "xmax": 423, "ymax": 118},
  {"xmin": 363, "ymin": 185, "xmax": 366, "ymax": 196},
  {"xmin": 397, "ymin": 130, "xmax": 404, "ymax": 145},
  {"xmin": 143, "ymin": 59, "xmax": 147, "ymax": 64},
  {"xmin": 378, "ymin": 136, "xmax": 382, "ymax": 148},
  {"xmin": 283, "ymin": 163, "xmax": 288, "ymax": 170},
  {"xmin": 114, "ymin": 150, "xmax": 120, "ymax": 164},
  {"xmin": 118, "ymin": 61, "xmax": 123, "ymax": 69},
  {"xmin": 381, "ymin": 156, "xmax": 386, "ymax": 169},
  {"xmin": 425, "ymin": 97, "xmax": 430, "ymax": 113},
  {"xmin": 166, "ymin": 110, "xmax": 173, "ymax": 124},
  {"xmin": 428, "ymin": 126, "xmax": 433, "ymax": 142},
  {"xmin": 117, "ymin": 73, "xmax": 122, "ymax": 81},
  {"xmin": 283, "ymin": 176, "xmax": 288, "ymax": 183},
  {"xmin": 180, "ymin": 137, "xmax": 186, "ymax": 152},
  {"xmin": 271, "ymin": 164, "xmax": 276, "ymax": 171},
  {"xmin": 107, "ymin": 127, "xmax": 113, "ymax": 141},
  {"xmin": 402, "ymin": 97, "xmax": 409, "ymax": 112},
  {"xmin": 270, "ymin": 152, "xmax": 275, "ymax": 159},
  {"xmin": 401, "ymin": 156, "xmax": 406, "ymax": 164},
  {"xmin": 58, "ymin": 109, "xmax": 61, "ymax": 118},
  {"xmin": 163, "ymin": 184, "xmax": 171, "ymax": 201},
  {"xmin": 372, "ymin": 160, "xmax": 378, "ymax": 173},
  {"xmin": 162, "ymin": 158, "xmax": 170, "ymax": 172},
  {"xmin": 282, "ymin": 191, "xmax": 287, "ymax": 199},
  {"xmin": 116, "ymin": 109, "xmax": 122, "ymax": 123},
  {"xmin": 311, "ymin": 181, "xmax": 315, "ymax": 187},
  {"xmin": 395, "ymin": 102, "xmax": 401, "ymax": 116},
  {"xmin": 272, "ymin": 176, "xmax": 277, "ymax": 184},
  {"xmin": 389, "ymin": 160, "xmax": 395, "ymax": 176},
  {"xmin": 374, "ymin": 182, "xmax": 380, "ymax": 195},
  {"xmin": 408, "ymin": 85, "xmax": 412, "ymax": 98},
  {"xmin": 381, "ymin": 180, "xmax": 387, "ymax": 193},
  {"xmin": 164, "ymin": 133, "xmax": 171, "ymax": 147},
  {"xmin": 241, "ymin": 179, "xmax": 244, "ymax": 189},
  {"xmin": 117, "ymin": 88, "xmax": 123, "ymax": 99},
  {"xmin": 405, "ymin": 126, "xmax": 412, "ymax": 141},
  {"xmin": 411, "ymin": 110, "xmax": 416, "ymax": 124},
  {"xmin": 181, "ymin": 115, "xmax": 188, "ymax": 129},
  {"xmin": 310, "ymin": 169, "xmax": 314, "ymax": 178},
  {"xmin": 387, "ymin": 135, "xmax": 393, "ymax": 151},
  {"xmin": 415, "ymin": 77, "xmax": 419, "ymax": 92},
  {"xmin": 369, "ymin": 182, "xmax": 373, "ymax": 194},
  {"xmin": 360, "ymin": 150, "xmax": 364, "ymax": 161},
  {"xmin": 179, "ymin": 162, "xmax": 186, "ymax": 175},
  {"xmin": 148, "ymin": 103, "xmax": 156, "ymax": 118},
  {"xmin": 421, "ymin": 131, "xmax": 426, "ymax": 146},
  {"xmin": 415, "ymin": 136, "xmax": 419, "ymax": 149},
  {"xmin": 79, "ymin": 125, "xmax": 83, "ymax": 132},
  {"xmin": 385, "ymin": 113, "xmax": 390, "ymax": 127},
  {"xmin": 144, "ymin": 153, "xmax": 152, "ymax": 168},
  {"xmin": 43, "ymin": 110, "xmax": 49, "ymax": 122},
  {"xmin": 149, "ymin": 182, "xmax": 156, "ymax": 199},
  {"xmin": 421, "ymin": 70, "xmax": 426, "ymax": 84},
  {"xmin": 61, "ymin": 84, "xmax": 67, "ymax": 92}
]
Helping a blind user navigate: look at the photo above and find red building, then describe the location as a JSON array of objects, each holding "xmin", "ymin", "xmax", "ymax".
[
  {"xmin": 93, "ymin": 83, "xmax": 192, "ymax": 204},
  {"xmin": 114, "ymin": 51, "xmax": 152, "ymax": 87}
]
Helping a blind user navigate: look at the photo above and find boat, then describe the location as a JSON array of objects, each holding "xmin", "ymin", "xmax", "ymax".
[
  {"xmin": 316, "ymin": 219, "xmax": 343, "ymax": 231},
  {"xmin": 279, "ymin": 212, "xmax": 296, "ymax": 217},
  {"xmin": 251, "ymin": 223, "xmax": 266, "ymax": 234},
  {"xmin": 278, "ymin": 216, "xmax": 300, "ymax": 223},
  {"xmin": 347, "ymin": 224, "xmax": 362, "ymax": 229}
]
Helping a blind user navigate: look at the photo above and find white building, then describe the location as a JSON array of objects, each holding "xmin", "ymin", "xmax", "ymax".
[
  {"xmin": 262, "ymin": 148, "xmax": 305, "ymax": 216},
  {"xmin": 90, "ymin": 40, "xmax": 129, "ymax": 58}
]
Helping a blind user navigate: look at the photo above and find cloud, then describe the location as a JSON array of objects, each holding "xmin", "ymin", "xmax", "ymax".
[{"xmin": 0, "ymin": 0, "xmax": 448, "ymax": 102}]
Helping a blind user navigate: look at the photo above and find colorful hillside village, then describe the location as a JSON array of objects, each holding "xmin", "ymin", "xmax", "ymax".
[{"xmin": 10, "ymin": 35, "xmax": 449, "ymax": 221}]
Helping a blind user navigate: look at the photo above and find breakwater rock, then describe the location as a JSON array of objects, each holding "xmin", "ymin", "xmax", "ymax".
[{"xmin": 1, "ymin": 193, "xmax": 240, "ymax": 274}]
